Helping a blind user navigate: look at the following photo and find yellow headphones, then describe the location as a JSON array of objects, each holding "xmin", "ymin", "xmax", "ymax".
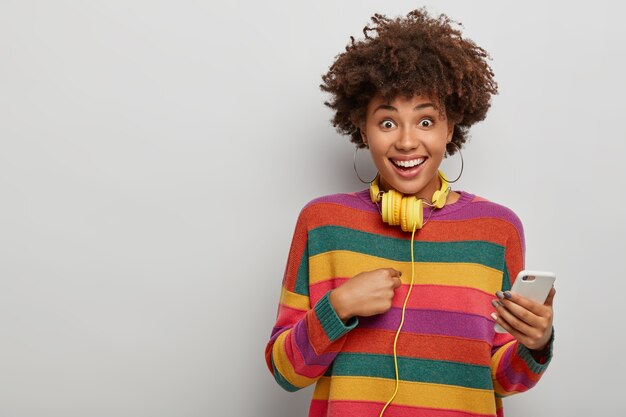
[{"xmin": 369, "ymin": 170, "xmax": 450, "ymax": 232}]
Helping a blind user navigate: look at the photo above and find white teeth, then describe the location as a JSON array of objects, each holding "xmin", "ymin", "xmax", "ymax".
[{"xmin": 393, "ymin": 158, "xmax": 425, "ymax": 168}]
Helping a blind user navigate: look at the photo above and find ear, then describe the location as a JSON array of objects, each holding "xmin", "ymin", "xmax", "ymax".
[
  {"xmin": 359, "ymin": 125, "xmax": 368, "ymax": 146},
  {"xmin": 446, "ymin": 122, "xmax": 455, "ymax": 142}
]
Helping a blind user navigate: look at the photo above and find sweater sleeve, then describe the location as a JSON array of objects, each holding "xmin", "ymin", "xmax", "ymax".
[
  {"xmin": 490, "ymin": 215, "xmax": 554, "ymax": 397},
  {"xmin": 264, "ymin": 207, "xmax": 358, "ymax": 392}
]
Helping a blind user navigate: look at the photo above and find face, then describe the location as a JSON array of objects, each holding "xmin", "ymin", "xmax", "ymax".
[{"xmin": 360, "ymin": 93, "xmax": 454, "ymax": 200}]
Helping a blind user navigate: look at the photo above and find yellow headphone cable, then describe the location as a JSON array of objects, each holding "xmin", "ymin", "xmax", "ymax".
[
  {"xmin": 368, "ymin": 172, "xmax": 450, "ymax": 416},
  {"xmin": 379, "ymin": 217, "xmax": 419, "ymax": 417}
]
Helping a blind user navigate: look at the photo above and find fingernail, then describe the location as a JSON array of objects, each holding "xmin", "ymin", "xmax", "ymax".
[
  {"xmin": 503, "ymin": 291, "xmax": 512, "ymax": 299},
  {"xmin": 496, "ymin": 291, "xmax": 504, "ymax": 299},
  {"xmin": 491, "ymin": 299, "xmax": 501, "ymax": 308},
  {"xmin": 490, "ymin": 312, "xmax": 498, "ymax": 321}
]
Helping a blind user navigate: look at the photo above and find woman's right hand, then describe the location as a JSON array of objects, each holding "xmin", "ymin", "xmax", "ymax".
[{"xmin": 329, "ymin": 268, "xmax": 402, "ymax": 322}]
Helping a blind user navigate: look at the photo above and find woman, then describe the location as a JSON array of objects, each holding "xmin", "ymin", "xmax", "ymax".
[{"xmin": 265, "ymin": 8, "xmax": 555, "ymax": 417}]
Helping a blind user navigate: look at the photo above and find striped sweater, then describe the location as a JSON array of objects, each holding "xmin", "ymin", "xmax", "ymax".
[{"xmin": 265, "ymin": 189, "xmax": 553, "ymax": 417}]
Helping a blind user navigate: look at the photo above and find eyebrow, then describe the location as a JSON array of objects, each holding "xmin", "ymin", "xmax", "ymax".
[{"xmin": 372, "ymin": 102, "xmax": 435, "ymax": 115}]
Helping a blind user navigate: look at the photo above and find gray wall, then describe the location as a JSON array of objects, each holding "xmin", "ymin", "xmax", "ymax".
[{"xmin": 1, "ymin": 1, "xmax": 624, "ymax": 416}]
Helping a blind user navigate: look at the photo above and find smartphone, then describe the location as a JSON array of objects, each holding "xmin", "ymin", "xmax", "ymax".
[{"xmin": 494, "ymin": 270, "xmax": 556, "ymax": 334}]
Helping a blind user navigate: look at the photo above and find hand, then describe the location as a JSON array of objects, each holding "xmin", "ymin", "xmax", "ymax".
[
  {"xmin": 329, "ymin": 268, "xmax": 402, "ymax": 322},
  {"xmin": 491, "ymin": 287, "xmax": 556, "ymax": 351}
]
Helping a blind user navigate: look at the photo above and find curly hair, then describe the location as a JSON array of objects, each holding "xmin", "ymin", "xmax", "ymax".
[{"xmin": 320, "ymin": 8, "xmax": 498, "ymax": 154}]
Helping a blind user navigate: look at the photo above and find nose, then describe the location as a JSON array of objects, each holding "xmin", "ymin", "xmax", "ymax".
[{"xmin": 395, "ymin": 126, "xmax": 420, "ymax": 151}]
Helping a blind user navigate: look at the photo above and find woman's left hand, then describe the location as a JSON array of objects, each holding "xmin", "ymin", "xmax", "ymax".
[{"xmin": 491, "ymin": 287, "xmax": 556, "ymax": 351}]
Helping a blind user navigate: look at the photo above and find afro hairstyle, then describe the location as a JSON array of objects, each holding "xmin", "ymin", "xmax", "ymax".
[{"xmin": 320, "ymin": 8, "xmax": 498, "ymax": 154}]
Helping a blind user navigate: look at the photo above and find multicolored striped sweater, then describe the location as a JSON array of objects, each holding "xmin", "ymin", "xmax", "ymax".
[{"xmin": 265, "ymin": 189, "xmax": 553, "ymax": 417}]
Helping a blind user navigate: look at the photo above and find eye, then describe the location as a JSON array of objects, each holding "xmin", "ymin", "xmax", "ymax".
[
  {"xmin": 379, "ymin": 119, "xmax": 396, "ymax": 129},
  {"xmin": 419, "ymin": 118, "xmax": 433, "ymax": 128}
]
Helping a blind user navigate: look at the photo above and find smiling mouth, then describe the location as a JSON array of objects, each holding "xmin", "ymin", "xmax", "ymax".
[{"xmin": 390, "ymin": 157, "xmax": 426, "ymax": 170}]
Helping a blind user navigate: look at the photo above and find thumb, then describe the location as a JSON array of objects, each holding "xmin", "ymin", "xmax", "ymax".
[
  {"xmin": 383, "ymin": 268, "xmax": 402, "ymax": 278},
  {"xmin": 544, "ymin": 286, "xmax": 556, "ymax": 306}
]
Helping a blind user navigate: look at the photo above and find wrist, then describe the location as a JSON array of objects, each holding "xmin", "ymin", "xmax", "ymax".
[
  {"xmin": 329, "ymin": 289, "xmax": 352, "ymax": 322},
  {"xmin": 527, "ymin": 337, "xmax": 551, "ymax": 363},
  {"xmin": 531, "ymin": 327, "xmax": 553, "ymax": 353},
  {"xmin": 530, "ymin": 340, "xmax": 550, "ymax": 353}
]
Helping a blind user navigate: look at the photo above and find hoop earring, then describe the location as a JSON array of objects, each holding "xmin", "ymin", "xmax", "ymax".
[
  {"xmin": 353, "ymin": 146, "xmax": 378, "ymax": 184},
  {"xmin": 444, "ymin": 142, "xmax": 464, "ymax": 183}
]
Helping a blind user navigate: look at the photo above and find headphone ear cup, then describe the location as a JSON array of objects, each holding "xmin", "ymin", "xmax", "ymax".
[
  {"xmin": 382, "ymin": 189, "xmax": 403, "ymax": 226},
  {"xmin": 432, "ymin": 190, "xmax": 446, "ymax": 209},
  {"xmin": 391, "ymin": 191, "xmax": 403, "ymax": 226},
  {"xmin": 401, "ymin": 196, "xmax": 424, "ymax": 232},
  {"xmin": 381, "ymin": 191, "xmax": 390, "ymax": 225},
  {"xmin": 432, "ymin": 170, "xmax": 450, "ymax": 208},
  {"xmin": 369, "ymin": 176, "xmax": 381, "ymax": 203}
]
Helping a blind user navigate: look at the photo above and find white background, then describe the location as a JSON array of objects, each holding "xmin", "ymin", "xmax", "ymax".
[{"xmin": 1, "ymin": 1, "xmax": 624, "ymax": 416}]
